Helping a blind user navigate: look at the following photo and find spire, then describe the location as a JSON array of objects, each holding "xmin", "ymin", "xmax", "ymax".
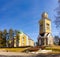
[{"xmin": 42, "ymin": 12, "xmax": 48, "ymax": 19}]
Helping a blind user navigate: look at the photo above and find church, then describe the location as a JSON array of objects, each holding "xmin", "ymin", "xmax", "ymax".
[{"xmin": 38, "ymin": 12, "xmax": 53, "ymax": 46}]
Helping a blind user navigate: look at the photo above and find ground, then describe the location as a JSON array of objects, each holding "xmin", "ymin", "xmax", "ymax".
[
  {"xmin": 0, "ymin": 46, "xmax": 60, "ymax": 57},
  {"xmin": 0, "ymin": 53, "xmax": 60, "ymax": 57}
]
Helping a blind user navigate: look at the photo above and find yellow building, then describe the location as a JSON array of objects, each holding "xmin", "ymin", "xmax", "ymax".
[
  {"xmin": 28, "ymin": 38, "xmax": 34, "ymax": 46},
  {"xmin": 14, "ymin": 36, "xmax": 16, "ymax": 47},
  {"xmin": 14, "ymin": 31, "xmax": 34, "ymax": 47},
  {"xmin": 38, "ymin": 12, "xmax": 53, "ymax": 46},
  {"xmin": 8, "ymin": 38, "xmax": 14, "ymax": 47},
  {"xmin": 19, "ymin": 32, "xmax": 29, "ymax": 46}
]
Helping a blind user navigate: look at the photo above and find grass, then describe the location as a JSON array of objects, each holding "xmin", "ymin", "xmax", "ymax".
[
  {"xmin": 0, "ymin": 47, "xmax": 28, "ymax": 52},
  {"xmin": 45, "ymin": 46, "xmax": 60, "ymax": 52},
  {"xmin": 0, "ymin": 45, "xmax": 60, "ymax": 53}
]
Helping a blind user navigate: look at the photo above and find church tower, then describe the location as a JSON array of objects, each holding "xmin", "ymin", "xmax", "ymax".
[{"xmin": 38, "ymin": 12, "xmax": 53, "ymax": 46}]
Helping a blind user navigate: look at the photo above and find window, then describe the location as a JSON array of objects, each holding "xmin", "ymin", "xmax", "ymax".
[
  {"xmin": 22, "ymin": 37, "xmax": 24, "ymax": 41},
  {"xmin": 46, "ymin": 23, "xmax": 50, "ymax": 30},
  {"xmin": 47, "ymin": 24, "xmax": 49, "ymax": 26},
  {"xmin": 40, "ymin": 24, "xmax": 43, "ymax": 29}
]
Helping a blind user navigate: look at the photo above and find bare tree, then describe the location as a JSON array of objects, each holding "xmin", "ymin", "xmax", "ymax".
[
  {"xmin": 54, "ymin": 36, "xmax": 60, "ymax": 45},
  {"xmin": 55, "ymin": 0, "xmax": 60, "ymax": 28}
]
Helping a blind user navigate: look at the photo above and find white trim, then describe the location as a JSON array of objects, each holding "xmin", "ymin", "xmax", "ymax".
[
  {"xmin": 50, "ymin": 21, "xmax": 51, "ymax": 33},
  {"xmin": 44, "ymin": 19, "xmax": 46, "ymax": 32},
  {"xmin": 26, "ymin": 36, "xmax": 29, "ymax": 46}
]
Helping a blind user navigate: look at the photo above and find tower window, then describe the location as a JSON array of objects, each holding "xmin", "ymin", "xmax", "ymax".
[
  {"xmin": 47, "ymin": 24, "xmax": 49, "ymax": 26},
  {"xmin": 40, "ymin": 24, "xmax": 43, "ymax": 29},
  {"xmin": 46, "ymin": 23, "xmax": 50, "ymax": 29},
  {"xmin": 40, "ymin": 24, "xmax": 43, "ymax": 27},
  {"xmin": 22, "ymin": 37, "xmax": 24, "ymax": 41}
]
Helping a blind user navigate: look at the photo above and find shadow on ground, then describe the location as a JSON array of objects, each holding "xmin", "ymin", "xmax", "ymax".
[{"xmin": 0, "ymin": 54, "xmax": 60, "ymax": 57}]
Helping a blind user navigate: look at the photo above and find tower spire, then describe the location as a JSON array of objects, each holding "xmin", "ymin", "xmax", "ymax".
[
  {"xmin": 42, "ymin": 12, "xmax": 48, "ymax": 19},
  {"xmin": 38, "ymin": 12, "xmax": 53, "ymax": 46}
]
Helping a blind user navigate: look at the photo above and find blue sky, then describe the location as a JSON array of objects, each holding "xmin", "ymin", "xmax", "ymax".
[{"xmin": 0, "ymin": 0, "xmax": 59, "ymax": 42}]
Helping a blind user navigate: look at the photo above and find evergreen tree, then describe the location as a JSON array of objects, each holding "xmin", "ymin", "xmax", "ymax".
[
  {"xmin": 15, "ymin": 30, "xmax": 19, "ymax": 47},
  {"xmin": 3, "ymin": 29, "xmax": 7, "ymax": 47},
  {"xmin": 9, "ymin": 29, "xmax": 14, "ymax": 47},
  {"xmin": 59, "ymin": 38, "xmax": 60, "ymax": 45},
  {"xmin": 0, "ymin": 31, "xmax": 3, "ymax": 47}
]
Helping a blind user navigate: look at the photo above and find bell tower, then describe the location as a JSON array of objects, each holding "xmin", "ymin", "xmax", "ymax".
[
  {"xmin": 39, "ymin": 12, "xmax": 51, "ymax": 34},
  {"xmin": 38, "ymin": 12, "xmax": 53, "ymax": 46}
]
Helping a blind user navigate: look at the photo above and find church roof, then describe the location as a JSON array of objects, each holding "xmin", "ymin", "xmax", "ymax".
[
  {"xmin": 17, "ymin": 30, "xmax": 34, "ymax": 41},
  {"xmin": 18, "ymin": 31, "xmax": 23, "ymax": 34}
]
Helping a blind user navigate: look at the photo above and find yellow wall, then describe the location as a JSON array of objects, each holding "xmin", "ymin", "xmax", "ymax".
[
  {"xmin": 39, "ymin": 19, "xmax": 44, "ymax": 34},
  {"xmin": 14, "ymin": 33, "xmax": 34, "ymax": 47},
  {"xmin": 19, "ymin": 34, "xmax": 28, "ymax": 46},
  {"xmin": 14, "ymin": 38, "xmax": 16, "ymax": 47},
  {"xmin": 39, "ymin": 19, "xmax": 51, "ymax": 34},
  {"xmin": 28, "ymin": 39, "xmax": 34, "ymax": 46},
  {"xmin": 45, "ymin": 19, "xmax": 51, "ymax": 33}
]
